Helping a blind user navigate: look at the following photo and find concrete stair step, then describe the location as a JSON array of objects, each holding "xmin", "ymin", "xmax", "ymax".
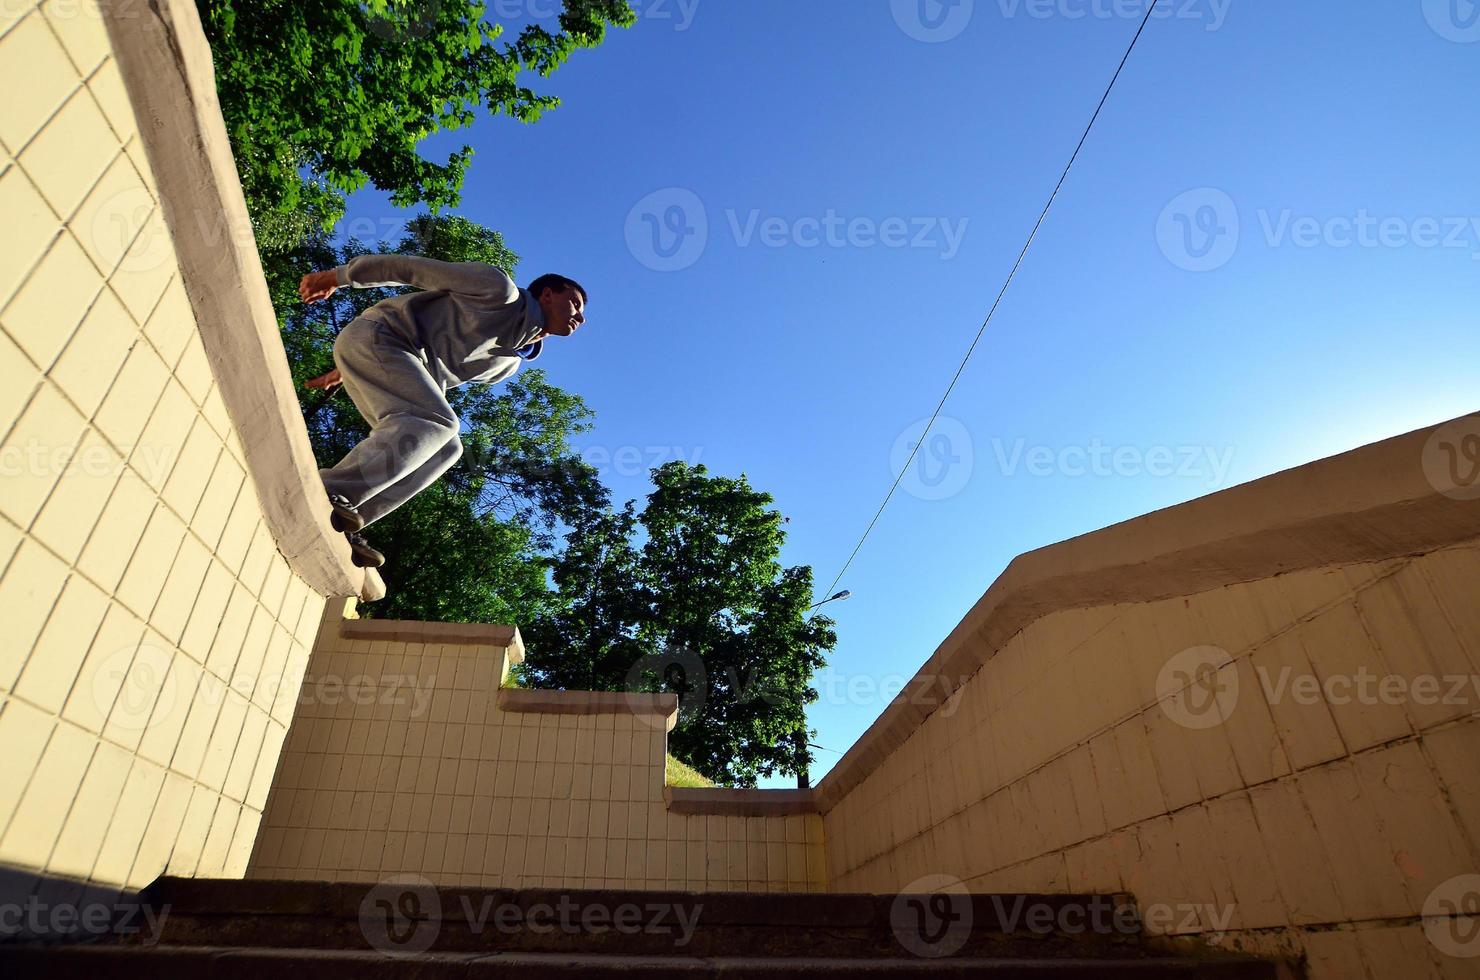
[
  {"xmin": 115, "ymin": 878, "xmax": 1207, "ymax": 960},
  {"xmin": 0, "ymin": 944, "xmax": 1283, "ymax": 978},
  {"xmin": 0, "ymin": 877, "xmax": 1283, "ymax": 975}
]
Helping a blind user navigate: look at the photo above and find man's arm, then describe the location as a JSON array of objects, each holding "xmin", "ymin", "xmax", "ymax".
[
  {"xmin": 304, "ymin": 368, "xmax": 341, "ymax": 391},
  {"xmin": 331, "ymin": 254, "xmax": 518, "ymax": 303}
]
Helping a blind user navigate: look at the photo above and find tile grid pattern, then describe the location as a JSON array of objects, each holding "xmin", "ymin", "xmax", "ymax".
[
  {"xmin": 0, "ymin": 0, "xmax": 328, "ymax": 893},
  {"xmin": 823, "ymin": 541, "xmax": 1480, "ymax": 977},
  {"xmin": 251, "ymin": 633, "xmax": 827, "ymax": 892}
]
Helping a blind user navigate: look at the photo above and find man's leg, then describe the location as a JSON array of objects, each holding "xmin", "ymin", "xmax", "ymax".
[
  {"xmin": 354, "ymin": 435, "xmax": 463, "ymax": 526},
  {"xmin": 319, "ymin": 318, "xmax": 461, "ymax": 522}
]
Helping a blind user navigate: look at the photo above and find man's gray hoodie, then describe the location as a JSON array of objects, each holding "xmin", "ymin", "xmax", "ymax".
[{"xmin": 333, "ymin": 254, "xmax": 546, "ymax": 390}]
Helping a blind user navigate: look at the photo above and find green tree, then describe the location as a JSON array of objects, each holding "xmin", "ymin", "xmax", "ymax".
[
  {"xmin": 523, "ymin": 462, "xmax": 837, "ymax": 787},
  {"xmin": 526, "ymin": 502, "xmax": 648, "ymax": 689},
  {"xmin": 197, "ymin": 0, "xmax": 635, "ymax": 253}
]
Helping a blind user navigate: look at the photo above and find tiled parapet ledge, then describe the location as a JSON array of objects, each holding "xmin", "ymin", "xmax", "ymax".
[
  {"xmin": 496, "ymin": 688, "xmax": 679, "ymax": 733},
  {"xmin": 257, "ymin": 600, "xmax": 828, "ymax": 889},
  {"xmin": 98, "ymin": 0, "xmax": 380, "ymax": 602},
  {"xmin": 664, "ymin": 787, "xmax": 819, "ymax": 816},
  {"xmin": 340, "ymin": 614, "xmax": 525, "ymax": 659}
]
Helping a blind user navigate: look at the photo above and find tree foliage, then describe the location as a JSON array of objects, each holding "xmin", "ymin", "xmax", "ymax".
[
  {"xmin": 197, "ymin": 0, "xmax": 635, "ymax": 253},
  {"xmin": 523, "ymin": 462, "xmax": 837, "ymax": 787},
  {"xmin": 200, "ymin": 6, "xmax": 841, "ymax": 784}
]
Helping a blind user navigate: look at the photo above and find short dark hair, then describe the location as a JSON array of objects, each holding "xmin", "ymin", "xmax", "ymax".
[{"xmin": 528, "ymin": 274, "xmax": 587, "ymax": 305}]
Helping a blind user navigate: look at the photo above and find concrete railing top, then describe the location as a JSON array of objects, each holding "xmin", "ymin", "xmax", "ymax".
[
  {"xmin": 100, "ymin": 0, "xmax": 382, "ymax": 602},
  {"xmin": 663, "ymin": 787, "xmax": 818, "ymax": 816},
  {"xmin": 813, "ymin": 412, "xmax": 1480, "ymax": 811},
  {"xmin": 340, "ymin": 615, "xmax": 525, "ymax": 661},
  {"xmin": 496, "ymin": 688, "xmax": 680, "ymax": 732}
]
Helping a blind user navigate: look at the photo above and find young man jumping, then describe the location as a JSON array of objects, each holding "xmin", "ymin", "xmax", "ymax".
[{"xmin": 299, "ymin": 255, "xmax": 587, "ymax": 568}]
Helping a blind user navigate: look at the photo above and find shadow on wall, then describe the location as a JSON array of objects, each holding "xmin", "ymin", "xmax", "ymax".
[{"xmin": 0, "ymin": 867, "xmax": 158, "ymax": 945}]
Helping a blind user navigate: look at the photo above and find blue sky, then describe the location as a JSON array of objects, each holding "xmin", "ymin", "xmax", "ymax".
[{"xmin": 339, "ymin": 0, "xmax": 1480, "ymax": 785}]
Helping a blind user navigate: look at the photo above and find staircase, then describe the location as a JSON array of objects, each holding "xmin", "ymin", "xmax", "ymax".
[{"xmin": 0, "ymin": 877, "xmax": 1290, "ymax": 977}]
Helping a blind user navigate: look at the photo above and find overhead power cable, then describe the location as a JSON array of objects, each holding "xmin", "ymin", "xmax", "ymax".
[{"xmin": 818, "ymin": 0, "xmax": 1164, "ymax": 604}]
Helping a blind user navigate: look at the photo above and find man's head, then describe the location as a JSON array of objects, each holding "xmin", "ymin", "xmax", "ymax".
[{"xmin": 529, "ymin": 274, "xmax": 587, "ymax": 337}]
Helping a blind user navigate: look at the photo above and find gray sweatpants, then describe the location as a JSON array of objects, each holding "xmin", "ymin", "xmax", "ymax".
[{"xmin": 318, "ymin": 317, "xmax": 462, "ymax": 527}]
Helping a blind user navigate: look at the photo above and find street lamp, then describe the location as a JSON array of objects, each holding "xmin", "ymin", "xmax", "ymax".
[{"xmin": 796, "ymin": 589, "xmax": 851, "ymax": 788}]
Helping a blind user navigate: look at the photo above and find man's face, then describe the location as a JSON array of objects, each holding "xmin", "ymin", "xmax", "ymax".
[{"xmin": 539, "ymin": 286, "xmax": 586, "ymax": 337}]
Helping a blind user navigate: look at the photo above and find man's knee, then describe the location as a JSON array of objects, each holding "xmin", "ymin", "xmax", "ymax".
[
  {"xmin": 393, "ymin": 413, "xmax": 459, "ymax": 443},
  {"xmin": 435, "ymin": 415, "xmax": 462, "ymax": 448}
]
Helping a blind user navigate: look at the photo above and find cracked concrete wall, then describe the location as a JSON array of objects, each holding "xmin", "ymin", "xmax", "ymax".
[{"xmin": 821, "ymin": 540, "xmax": 1480, "ymax": 977}]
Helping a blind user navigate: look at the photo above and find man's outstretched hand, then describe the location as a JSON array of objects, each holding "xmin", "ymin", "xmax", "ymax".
[
  {"xmin": 299, "ymin": 270, "xmax": 339, "ymax": 303},
  {"xmin": 305, "ymin": 369, "xmax": 342, "ymax": 392}
]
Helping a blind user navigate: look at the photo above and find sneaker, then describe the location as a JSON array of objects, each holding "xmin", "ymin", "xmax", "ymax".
[
  {"xmin": 328, "ymin": 493, "xmax": 365, "ymax": 533},
  {"xmin": 345, "ymin": 532, "xmax": 385, "ymax": 568}
]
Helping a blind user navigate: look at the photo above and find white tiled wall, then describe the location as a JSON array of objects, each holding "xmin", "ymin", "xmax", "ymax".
[
  {"xmin": 823, "ymin": 542, "xmax": 1480, "ymax": 977},
  {"xmin": 252, "ymin": 620, "xmax": 827, "ymax": 892},
  {"xmin": 0, "ymin": 0, "xmax": 327, "ymax": 893}
]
